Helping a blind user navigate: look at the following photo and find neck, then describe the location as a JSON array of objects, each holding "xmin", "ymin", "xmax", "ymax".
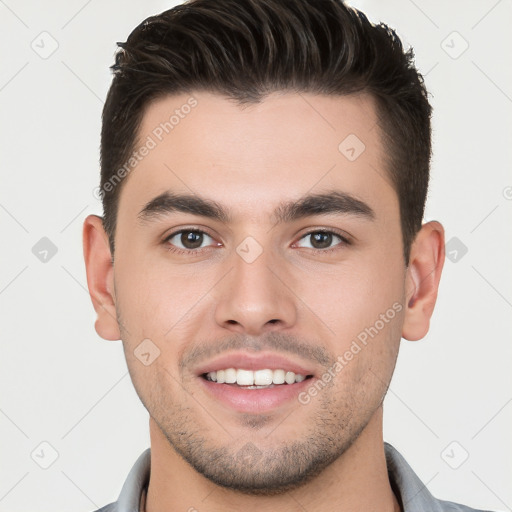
[{"xmin": 145, "ymin": 407, "xmax": 400, "ymax": 512}]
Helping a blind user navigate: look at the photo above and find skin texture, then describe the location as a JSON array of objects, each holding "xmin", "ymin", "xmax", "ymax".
[{"xmin": 83, "ymin": 91, "xmax": 445, "ymax": 512}]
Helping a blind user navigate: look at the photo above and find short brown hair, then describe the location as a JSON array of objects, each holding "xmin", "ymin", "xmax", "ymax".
[{"xmin": 100, "ymin": 0, "xmax": 432, "ymax": 264}]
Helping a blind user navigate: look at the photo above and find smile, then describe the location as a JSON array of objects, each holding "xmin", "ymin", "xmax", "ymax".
[
  {"xmin": 199, "ymin": 368, "xmax": 315, "ymax": 413},
  {"xmin": 203, "ymin": 368, "xmax": 311, "ymax": 387}
]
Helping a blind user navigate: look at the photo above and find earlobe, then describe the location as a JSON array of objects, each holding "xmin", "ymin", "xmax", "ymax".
[
  {"xmin": 82, "ymin": 214, "xmax": 121, "ymax": 341},
  {"xmin": 402, "ymin": 221, "xmax": 445, "ymax": 341}
]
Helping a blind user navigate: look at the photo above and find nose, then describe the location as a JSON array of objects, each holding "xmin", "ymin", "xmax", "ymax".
[{"xmin": 213, "ymin": 245, "xmax": 298, "ymax": 335}]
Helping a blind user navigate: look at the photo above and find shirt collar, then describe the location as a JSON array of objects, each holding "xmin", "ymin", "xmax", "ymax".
[
  {"xmin": 384, "ymin": 442, "xmax": 444, "ymax": 511},
  {"xmin": 116, "ymin": 448, "xmax": 150, "ymax": 512}
]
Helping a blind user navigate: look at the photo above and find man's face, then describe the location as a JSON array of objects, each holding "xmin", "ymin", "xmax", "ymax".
[{"xmin": 112, "ymin": 91, "xmax": 407, "ymax": 493}]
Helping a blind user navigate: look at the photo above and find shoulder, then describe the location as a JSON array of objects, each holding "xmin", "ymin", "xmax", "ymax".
[
  {"xmin": 88, "ymin": 448, "xmax": 151, "ymax": 512},
  {"xmin": 434, "ymin": 498, "xmax": 493, "ymax": 512},
  {"xmin": 384, "ymin": 443, "xmax": 495, "ymax": 512}
]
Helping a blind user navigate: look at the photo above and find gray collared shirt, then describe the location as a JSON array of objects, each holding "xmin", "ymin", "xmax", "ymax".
[{"xmin": 92, "ymin": 442, "xmax": 491, "ymax": 512}]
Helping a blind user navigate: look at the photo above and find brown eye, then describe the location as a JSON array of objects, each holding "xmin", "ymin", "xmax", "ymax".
[
  {"xmin": 180, "ymin": 231, "xmax": 204, "ymax": 249},
  {"xmin": 310, "ymin": 232, "xmax": 333, "ymax": 249},
  {"xmin": 165, "ymin": 230, "xmax": 214, "ymax": 251},
  {"xmin": 295, "ymin": 231, "xmax": 347, "ymax": 251}
]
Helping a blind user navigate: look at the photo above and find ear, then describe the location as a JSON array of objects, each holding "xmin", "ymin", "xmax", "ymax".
[
  {"xmin": 402, "ymin": 221, "xmax": 445, "ymax": 341},
  {"xmin": 83, "ymin": 214, "xmax": 121, "ymax": 341}
]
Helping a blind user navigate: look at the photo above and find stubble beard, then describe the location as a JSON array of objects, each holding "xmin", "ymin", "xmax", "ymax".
[{"xmin": 148, "ymin": 378, "xmax": 378, "ymax": 496}]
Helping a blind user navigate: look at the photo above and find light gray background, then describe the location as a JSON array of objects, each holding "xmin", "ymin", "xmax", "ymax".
[{"xmin": 1, "ymin": 1, "xmax": 511, "ymax": 511}]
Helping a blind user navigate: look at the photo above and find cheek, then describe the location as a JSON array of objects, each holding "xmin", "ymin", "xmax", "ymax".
[
  {"xmin": 298, "ymin": 253, "xmax": 405, "ymax": 392},
  {"xmin": 327, "ymin": 300, "xmax": 404, "ymax": 410},
  {"xmin": 114, "ymin": 254, "xmax": 216, "ymax": 340},
  {"xmin": 299, "ymin": 259, "xmax": 404, "ymax": 340},
  {"xmin": 124, "ymin": 352, "xmax": 187, "ymax": 420}
]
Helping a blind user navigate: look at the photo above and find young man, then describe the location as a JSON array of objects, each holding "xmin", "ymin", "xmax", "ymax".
[{"xmin": 83, "ymin": 1, "xmax": 488, "ymax": 511}]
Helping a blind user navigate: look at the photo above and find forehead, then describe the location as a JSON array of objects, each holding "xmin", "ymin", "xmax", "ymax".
[{"xmin": 118, "ymin": 91, "xmax": 397, "ymax": 224}]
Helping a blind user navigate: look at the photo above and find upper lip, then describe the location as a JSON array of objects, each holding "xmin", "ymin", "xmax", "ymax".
[{"xmin": 195, "ymin": 351, "xmax": 317, "ymax": 377}]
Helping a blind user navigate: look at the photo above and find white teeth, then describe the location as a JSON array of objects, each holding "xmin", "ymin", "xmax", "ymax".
[
  {"xmin": 272, "ymin": 369, "xmax": 285, "ymax": 384},
  {"xmin": 285, "ymin": 371, "xmax": 296, "ymax": 384},
  {"xmin": 205, "ymin": 368, "xmax": 309, "ymax": 385},
  {"xmin": 224, "ymin": 368, "xmax": 237, "ymax": 383},
  {"xmin": 254, "ymin": 369, "xmax": 273, "ymax": 386},
  {"xmin": 236, "ymin": 369, "xmax": 254, "ymax": 386}
]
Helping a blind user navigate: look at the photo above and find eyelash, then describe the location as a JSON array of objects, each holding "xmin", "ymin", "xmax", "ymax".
[{"xmin": 162, "ymin": 227, "xmax": 351, "ymax": 256}]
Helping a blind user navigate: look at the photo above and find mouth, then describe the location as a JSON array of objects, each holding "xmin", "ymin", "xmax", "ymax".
[
  {"xmin": 196, "ymin": 357, "xmax": 317, "ymax": 413},
  {"xmin": 201, "ymin": 368, "xmax": 314, "ymax": 388}
]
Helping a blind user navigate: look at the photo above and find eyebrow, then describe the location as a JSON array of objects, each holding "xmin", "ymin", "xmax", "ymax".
[{"xmin": 137, "ymin": 190, "xmax": 375, "ymax": 225}]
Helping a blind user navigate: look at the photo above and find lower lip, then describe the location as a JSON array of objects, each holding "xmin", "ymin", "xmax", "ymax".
[{"xmin": 199, "ymin": 376, "xmax": 314, "ymax": 413}]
